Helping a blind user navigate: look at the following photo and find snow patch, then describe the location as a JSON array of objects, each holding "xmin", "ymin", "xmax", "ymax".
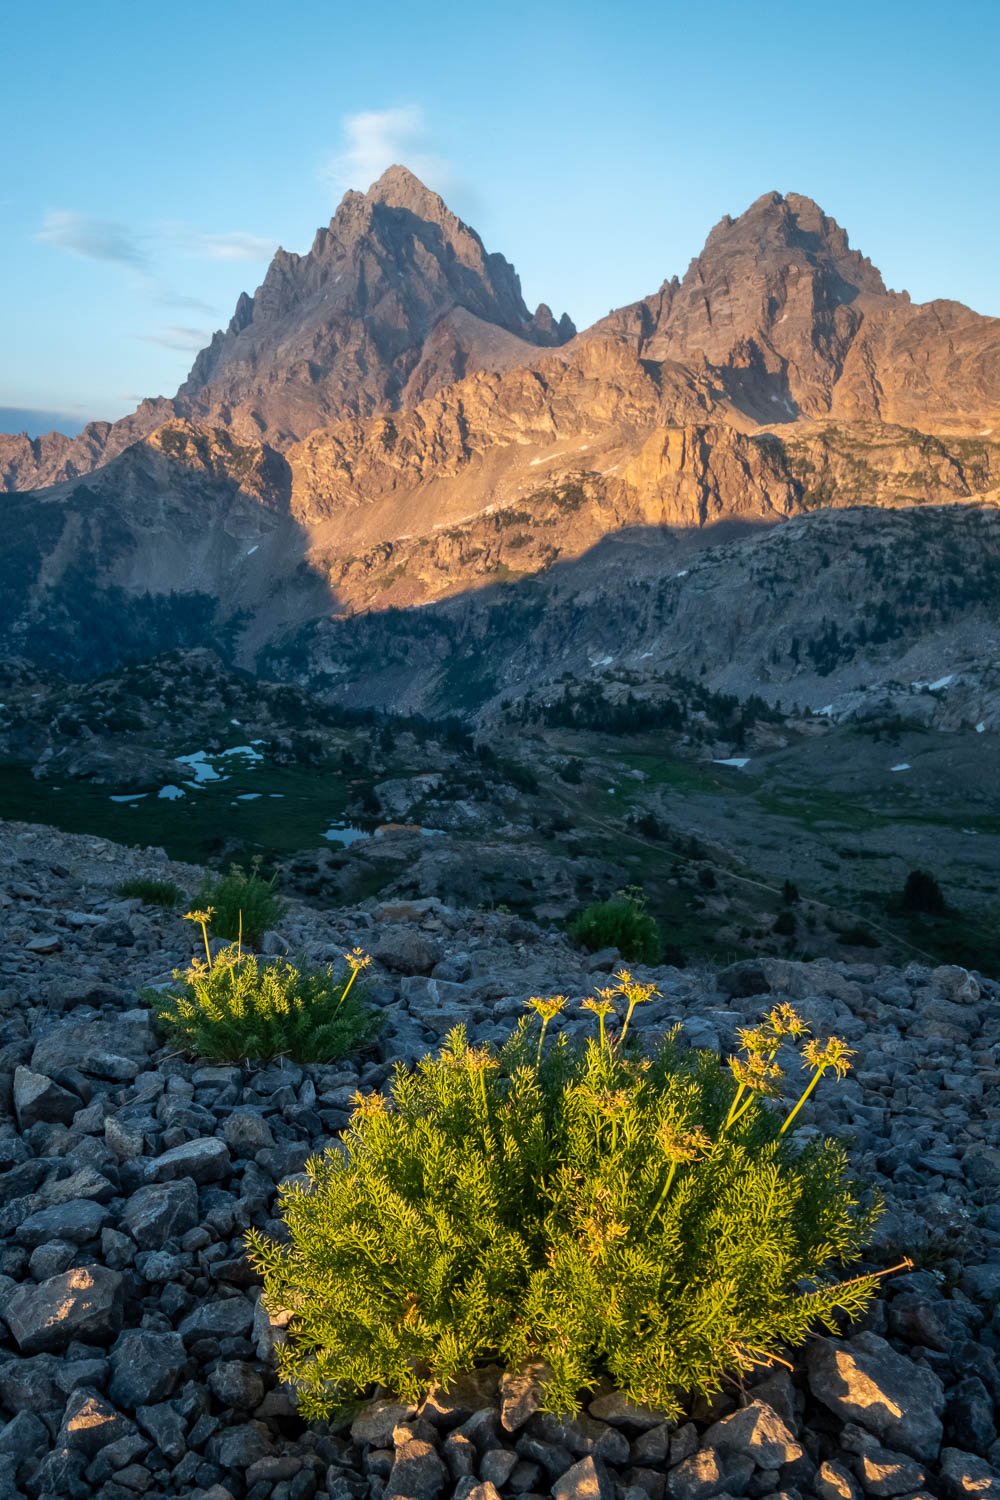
[
  {"xmin": 675, "ymin": 569, "xmax": 689, "ymax": 578},
  {"xmin": 176, "ymin": 751, "xmax": 222, "ymax": 783},
  {"xmin": 109, "ymin": 793, "xmax": 146, "ymax": 804},
  {"xmin": 590, "ymin": 655, "xmax": 614, "ymax": 667},
  {"xmin": 323, "ymin": 823, "xmax": 367, "ymax": 847},
  {"xmin": 712, "ymin": 757, "xmax": 750, "ymax": 769},
  {"xmin": 158, "ymin": 785, "xmax": 185, "ymax": 801},
  {"xmin": 890, "ymin": 763, "xmax": 911, "ymax": 772},
  {"xmin": 245, "ymin": 545, "xmax": 259, "ymax": 556},
  {"xmin": 236, "ymin": 793, "xmax": 262, "ymax": 801},
  {"xmin": 976, "ymin": 722, "xmax": 986, "ymax": 733}
]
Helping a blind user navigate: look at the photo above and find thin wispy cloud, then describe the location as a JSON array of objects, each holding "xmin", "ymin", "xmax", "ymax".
[
  {"xmin": 37, "ymin": 211, "xmax": 148, "ymax": 269},
  {"xmin": 37, "ymin": 214, "xmax": 276, "ymax": 276},
  {"xmin": 137, "ymin": 325, "xmax": 213, "ymax": 352},
  {"xmin": 195, "ymin": 231, "xmax": 277, "ymax": 262},
  {"xmin": 160, "ymin": 223, "xmax": 277, "ymax": 262},
  {"xmin": 152, "ymin": 289, "xmax": 219, "ymax": 315},
  {"xmin": 322, "ymin": 106, "xmax": 454, "ymax": 194}
]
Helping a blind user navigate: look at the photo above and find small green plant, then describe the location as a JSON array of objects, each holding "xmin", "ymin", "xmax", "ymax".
[
  {"xmin": 197, "ymin": 858, "xmax": 285, "ymax": 946},
  {"xmin": 569, "ymin": 886, "xmax": 661, "ymax": 963},
  {"xmin": 249, "ymin": 985, "xmax": 892, "ymax": 1421},
  {"xmin": 150, "ymin": 912, "xmax": 382, "ymax": 1063},
  {"xmin": 900, "ymin": 868, "xmax": 946, "ymax": 915},
  {"xmin": 117, "ymin": 876, "xmax": 183, "ymax": 908}
]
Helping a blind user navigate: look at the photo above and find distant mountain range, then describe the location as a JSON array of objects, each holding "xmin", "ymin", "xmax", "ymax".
[{"xmin": 2, "ymin": 168, "xmax": 998, "ymax": 722}]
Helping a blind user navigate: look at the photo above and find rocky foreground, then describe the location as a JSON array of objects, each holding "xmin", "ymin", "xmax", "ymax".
[{"xmin": 0, "ymin": 819, "xmax": 998, "ymax": 1500}]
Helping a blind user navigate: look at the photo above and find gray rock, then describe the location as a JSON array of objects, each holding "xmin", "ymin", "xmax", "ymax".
[
  {"xmin": 178, "ymin": 1296, "xmax": 255, "ymax": 1343},
  {"xmin": 109, "ymin": 1329, "xmax": 187, "ymax": 1408},
  {"xmin": 587, "ymin": 1392, "xmax": 668, "ymax": 1431},
  {"xmin": 939, "ymin": 1447, "xmax": 1000, "ymax": 1499},
  {"xmin": 135, "ymin": 1402, "xmax": 187, "ymax": 1463},
  {"xmin": 28, "ymin": 1239, "xmax": 79, "ymax": 1279},
  {"xmin": 701, "ymin": 1399, "xmax": 804, "ymax": 1468},
  {"xmin": 552, "ymin": 1455, "xmax": 615, "ymax": 1500},
  {"xmin": 100, "ymin": 1227, "xmax": 135, "ymax": 1270},
  {"xmin": 33, "ymin": 1444, "xmax": 88, "ymax": 1500},
  {"xmin": 512, "ymin": 1434, "xmax": 573, "ymax": 1477},
  {"xmin": 58, "ymin": 1388, "xmax": 134, "ymax": 1455},
  {"xmin": 420, "ymin": 1365, "xmax": 500, "ymax": 1425},
  {"xmin": 122, "ymin": 1180, "xmax": 198, "ymax": 1249},
  {"xmin": 144, "ymin": 1136, "xmax": 230, "ymax": 1185},
  {"xmin": 220, "ymin": 1109, "xmax": 275, "ymax": 1156},
  {"xmin": 32, "ymin": 1019, "xmax": 147, "ymax": 1081},
  {"xmin": 806, "ymin": 1333, "xmax": 945, "ymax": 1462},
  {"xmin": 453, "ymin": 1484, "xmax": 502, "ymax": 1500},
  {"xmin": 105, "ymin": 1116, "xmax": 144, "ymax": 1161},
  {"xmin": 852, "ymin": 1443, "xmax": 926, "ymax": 1496},
  {"xmin": 352, "ymin": 1398, "xmax": 419, "ymax": 1446},
  {"xmin": 946, "ymin": 1375, "xmax": 997, "ymax": 1453},
  {"xmin": 385, "ymin": 1436, "xmax": 448, "ymax": 1500},
  {"xmin": 961, "ymin": 1263, "xmax": 1000, "ymax": 1303},
  {"xmin": 480, "ymin": 1449, "xmax": 519, "ymax": 1487},
  {"xmin": 0, "ymin": 1408, "xmax": 49, "ymax": 1463},
  {"xmin": 17, "ymin": 1197, "xmax": 110, "ymax": 1246},
  {"xmin": 500, "ymin": 1361, "xmax": 554, "ymax": 1432},
  {"xmin": 0, "ymin": 1353, "xmax": 60, "ymax": 1412},
  {"xmin": 442, "ymin": 1431, "xmax": 477, "ymax": 1480},
  {"xmin": 207, "ymin": 1360, "xmax": 265, "ymax": 1410},
  {"xmin": 86, "ymin": 1433, "xmax": 152, "ymax": 1484},
  {"xmin": 25, "ymin": 934, "xmax": 62, "ymax": 954},
  {"xmin": 670, "ymin": 1424, "xmax": 699, "ymax": 1466},
  {"xmin": 207, "ymin": 1420, "xmax": 273, "ymax": 1469},
  {"xmin": 375, "ymin": 928, "xmax": 443, "ymax": 976},
  {"xmin": 13, "ymin": 1065, "xmax": 79, "ymax": 1128},
  {"xmin": 665, "ymin": 1446, "xmax": 755, "ymax": 1499},
  {"xmin": 3, "ymin": 1264, "xmax": 124, "ymax": 1352},
  {"xmin": 530, "ymin": 1412, "xmax": 630, "ymax": 1465},
  {"xmin": 815, "ymin": 1458, "xmax": 863, "ymax": 1500},
  {"xmin": 631, "ymin": 1423, "xmax": 673, "ymax": 1466},
  {"xmin": 42, "ymin": 1164, "xmax": 115, "ymax": 1206}
]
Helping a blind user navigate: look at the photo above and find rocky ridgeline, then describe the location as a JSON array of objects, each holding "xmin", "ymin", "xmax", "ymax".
[{"xmin": 0, "ymin": 818, "xmax": 998, "ymax": 1500}]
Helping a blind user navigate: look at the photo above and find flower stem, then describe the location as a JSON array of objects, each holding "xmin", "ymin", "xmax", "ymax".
[
  {"xmin": 650, "ymin": 1161, "xmax": 677, "ymax": 1221},
  {"xmin": 779, "ymin": 1066, "xmax": 825, "ymax": 1135},
  {"xmin": 200, "ymin": 918, "xmax": 212, "ymax": 969},
  {"xmin": 724, "ymin": 1082, "xmax": 747, "ymax": 1130}
]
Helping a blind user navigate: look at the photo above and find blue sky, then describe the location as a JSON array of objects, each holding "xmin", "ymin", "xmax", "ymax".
[{"xmin": 3, "ymin": 0, "xmax": 998, "ymax": 430}]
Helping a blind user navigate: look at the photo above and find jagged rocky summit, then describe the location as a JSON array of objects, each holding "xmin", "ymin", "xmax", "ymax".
[{"xmin": 1, "ymin": 175, "xmax": 999, "ymax": 718}]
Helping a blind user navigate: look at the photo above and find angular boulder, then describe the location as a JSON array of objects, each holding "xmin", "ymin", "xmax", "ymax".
[
  {"xmin": 806, "ymin": 1332, "xmax": 945, "ymax": 1462},
  {"xmin": 3, "ymin": 1265, "xmax": 124, "ymax": 1353}
]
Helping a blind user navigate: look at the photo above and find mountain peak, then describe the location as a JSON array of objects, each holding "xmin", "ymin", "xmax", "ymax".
[
  {"xmin": 701, "ymin": 191, "xmax": 886, "ymax": 296},
  {"xmin": 365, "ymin": 164, "xmax": 448, "ymax": 214}
]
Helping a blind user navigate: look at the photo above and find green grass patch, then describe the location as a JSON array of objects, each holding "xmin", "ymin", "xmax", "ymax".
[
  {"xmin": 0, "ymin": 757, "xmax": 356, "ymax": 867},
  {"xmin": 117, "ymin": 877, "xmax": 184, "ymax": 908},
  {"xmin": 196, "ymin": 860, "xmax": 285, "ymax": 946}
]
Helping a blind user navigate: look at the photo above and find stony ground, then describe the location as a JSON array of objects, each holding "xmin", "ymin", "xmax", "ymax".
[{"xmin": 0, "ymin": 819, "xmax": 998, "ymax": 1500}]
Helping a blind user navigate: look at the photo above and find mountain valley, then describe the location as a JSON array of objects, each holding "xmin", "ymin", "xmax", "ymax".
[{"xmin": 2, "ymin": 169, "xmax": 999, "ymax": 975}]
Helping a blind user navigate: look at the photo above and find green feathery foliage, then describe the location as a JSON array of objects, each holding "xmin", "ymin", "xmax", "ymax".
[
  {"xmin": 569, "ymin": 886, "xmax": 662, "ymax": 963},
  {"xmin": 149, "ymin": 928, "xmax": 382, "ymax": 1063},
  {"xmin": 248, "ymin": 982, "xmax": 884, "ymax": 1419},
  {"xmin": 117, "ymin": 876, "xmax": 184, "ymax": 908},
  {"xmin": 197, "ymin": 858, "xmax": 285, "ymax": 946}
]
